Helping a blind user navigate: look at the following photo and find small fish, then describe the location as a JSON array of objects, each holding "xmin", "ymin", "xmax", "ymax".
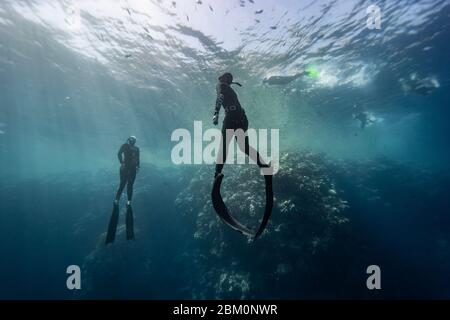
[
  {"xmin": 143, "ymin": 27, "xmax": 149, "ymax": 33},
  {"xmin": 255, "ymin": 9, "xmax": 263, "ymax": 14},
  {"xmin": 186, "ymin": 15, "xmax": 189, "ymax": 21},
  {"xmin": 172, "ymin": 1, "xmax": 176, "ymax": 8},
  {"xmin": 255, "ymin": 19, "xmax": 260, "ymax": 23},
  {"xmin": 270, "ymin": 26, "xmax": 277, "ymax": 30},
  {"xmin": 248, "ymin": 0, "xmax": 254, "ymax": 3},
  {"xmin": 125, "ymin": 54, "xmax": 132, "ymax": 58},
  {"xmin": 196, "ymin": 0, "xmax": 202, "ymax": 4},
  {"xmin": 209, "ymin": 5, "xmax": 214, "ymax": 12},
  {"xmin": 126, "ymin": 8, "xmax": 131, "ymax": 16}
]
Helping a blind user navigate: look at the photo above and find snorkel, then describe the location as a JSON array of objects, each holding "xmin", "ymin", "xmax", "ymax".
[{"xmin": 219, "ymin": 72, "xmax": 242, "ymax": 87}]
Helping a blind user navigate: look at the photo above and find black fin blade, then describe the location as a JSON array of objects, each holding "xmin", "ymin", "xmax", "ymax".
[
  {"xmin": 126, "ymin": 205, "xmax": 135, "ymax": 240},
  {"xmin": 105, "ymin": 204, "xmax": 119, "ymax": 245},
  {"xmin": 211, "ymin": 173, "xmax": 255, "ymax": 237},
  {"xmin": 254, "ymin": 174, "xmax": 274, "ymax": 239}
]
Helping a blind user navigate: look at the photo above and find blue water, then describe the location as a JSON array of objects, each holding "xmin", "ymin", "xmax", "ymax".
[{"xmin": 0, "ymin": 0, "xmax": 449, "ymax": 299}]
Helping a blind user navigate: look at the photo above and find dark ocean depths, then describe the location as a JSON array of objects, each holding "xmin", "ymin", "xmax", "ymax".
[{"xmin": 0, "ymin": 0, "xmax": 449, "ymax": 299}]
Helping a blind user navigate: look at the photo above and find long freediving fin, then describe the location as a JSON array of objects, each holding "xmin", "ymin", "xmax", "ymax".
[
  {"xmin": 126, "ymin": 204, "xmax": 135, "ymax": 240},
  {"xmin": 254, "ymin": 174, "xmax": 273, "ymax": 239},
  {"xmin": 211, "ymin": 173, "xmax": 255, "ymax": 237},
  {"xmin": 211, "ymin": 172, "xmax": 274, "ymax": 240},
  {"xmin": 105, "ymin": 203, "xmax": 119, "ymax": 245}
]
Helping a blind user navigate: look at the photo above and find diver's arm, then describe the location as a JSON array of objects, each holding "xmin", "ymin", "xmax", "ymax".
[
  {"xmin": 213, "ymin": 84, "xmax": 224, "ymax": 125},
  {"xmin": 137, "ymin": 148, "xmax": 140, "ymax": 168},
  {"xmin": 214, "ymin": 91, "xmax": 224, "ymax": 114},
  {"xmin": 117, "ymin": 144, "xmax": 125, "ymax": 164}
]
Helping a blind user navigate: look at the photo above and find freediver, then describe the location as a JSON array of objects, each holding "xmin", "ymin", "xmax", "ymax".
[
  {"xmin": 262, "ymin": 68, "xmax": 316, "ymax": 86},
  {"xmin": 354, "ymin": 111, "xmax": 369, "ymax": 130},
  {"xmin": 212, "ymin": 72, "xmax": 270, "ymax": 177},
  {"xmin": 401, "ymin": 74, "xmax": 439, "ymax": 96},
  {"xmin": 115, "ymin": 136, "xmax": 140, "ymax": 206},
  {"xmin": 105, "ymin": 136, "xmax": 139, "ymax": 244},
  {"xmin": 263, "ymin": 73, "xmax": 303, "ymax": 85},
  {"xmin": 352, "ymin": 105, "xmax": 371, "ymax": 130},
  {"xmin": 211, "ymin": 72, "xmax": 273, "ymax": 239}
]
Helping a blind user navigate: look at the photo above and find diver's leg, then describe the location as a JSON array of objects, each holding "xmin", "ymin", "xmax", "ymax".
[
  {"xmin": 215, "ymin": 124, "xmax": 234, "ymax": 175},
  {"xmin": 235, "ymin": 135, "xmax": 270, "ymax": 168},
  {"xmin": 235, "ymin": 115, "xmax": 269, "ymax": 168},
  {"xmin": 126, "ymin": 168, "xmax": 137, "ymax": 202},
  {"xmin": 115, "ymin": 166, "xmax": 127, "ymax": 201},
  {"xmin": 214, "ymin": 128, "xmax": 227, "ymax": 175}
]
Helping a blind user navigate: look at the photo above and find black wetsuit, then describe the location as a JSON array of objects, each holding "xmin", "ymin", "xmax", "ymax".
[
  {"xmin": 115, "ymin": 143, "xmax": 140, "ymax": 201},
  {"xmin": 214, "ymin": 82, "xmax": 266, "ymax": 174}
]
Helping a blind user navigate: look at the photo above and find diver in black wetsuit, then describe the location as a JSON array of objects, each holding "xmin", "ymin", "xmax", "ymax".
[
  {"xmin": 114, "ymin": 136, "xmax": 140, "ymax": 206},
  {"xmin": 213, "ymin": 72, "xmax": 270, "ymax": 177},
  {"xmin": 105, "ymin": 136, "xmax": 138, "ymax": 244},
  {"xmin": 211, "ymin": 73, "xmax": 274, "ymax": 239}
]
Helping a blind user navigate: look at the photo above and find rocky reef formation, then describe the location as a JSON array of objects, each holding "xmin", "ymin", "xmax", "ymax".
[
  {"xmin": 175, "ymin": 151, "xmax": 351, "ymax": 299},
  {"xmin": 74, "ymin": 150, "xmax": 449, "ymax": 299}
]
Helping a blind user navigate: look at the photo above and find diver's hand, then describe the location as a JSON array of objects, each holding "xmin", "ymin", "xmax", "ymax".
[{"xmin": 213, "ymin": 114, "xmax": 218, "ymax": 125}]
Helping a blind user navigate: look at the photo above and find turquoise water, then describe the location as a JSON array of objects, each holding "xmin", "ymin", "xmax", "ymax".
[{"xmin": 0, "ymin": 0, "xmax": 449, "ymax": 299}]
